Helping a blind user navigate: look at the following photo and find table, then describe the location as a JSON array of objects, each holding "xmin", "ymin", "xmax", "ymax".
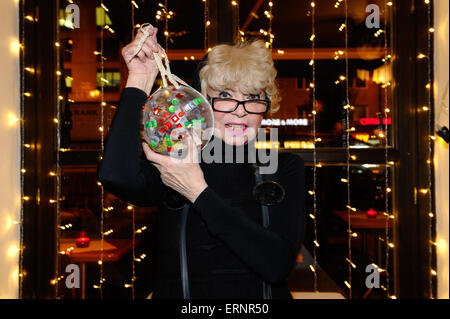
[
  {"xmin": 60, "ymin": 238, "xmax": 137, "ymax": 298},
  {"xmin": 291, "ymin": 291, "xmax": 346, "ymax": 299},
  {"xmin": 332, "ymin": 210, "xmax": 392, "ymax": 262},
  {"xmin": 332, "ymin": 210, "xmax": 392, "ymax": 229}
]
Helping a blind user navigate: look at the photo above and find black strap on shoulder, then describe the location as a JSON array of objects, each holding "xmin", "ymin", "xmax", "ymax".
[
  {"xmin": 180, "ymin": 204, "xmax": 190, "ymax": 299},
  {"xmin": 178, "ymin": 165, "xmax": 274, "ymax": 300},
  {"xmin": 261, "ymin": 203, "xmax": 273, "ymax": 299},
  {"xmin": 254, "ymin": 166, "xmax": 273, "ymax": 299}
]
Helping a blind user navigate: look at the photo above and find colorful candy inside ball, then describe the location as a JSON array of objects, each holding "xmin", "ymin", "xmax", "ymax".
[{"xmin": 142, "ymin": 86, "xmax": 214, "ymax": 155}]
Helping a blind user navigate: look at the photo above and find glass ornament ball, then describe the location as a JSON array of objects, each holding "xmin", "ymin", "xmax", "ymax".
[{"xmin": 141, "ymin": 86, "xmax": 214, "ymax": 156}]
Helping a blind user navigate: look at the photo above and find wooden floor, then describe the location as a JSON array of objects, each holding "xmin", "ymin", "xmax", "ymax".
[{"xmin": 146, "ymin": 291, "xmax": 346, "ymax": 299}]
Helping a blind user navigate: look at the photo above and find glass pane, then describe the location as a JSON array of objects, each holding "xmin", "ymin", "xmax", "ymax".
[
  {"xmin": 58, "ymin": 169, "xmax": 155, "ymax": 299},
  {"xmin": 289, "ymin": 164, "xmax": 394, "ymax": 298},
  {"xmin": 54, "ymin": 0, "xmax": 396, "ymax": 299},
  {"xmin": 265, "ymin": 59, "xmax": 393, "ymax": 149},
  {"xmin": 263, "ymin": 0, "xmax": 393, "ymax": 149},
  {"xmin": 166, "ymin": 0, "xmax": 394, "ymax": 149}
]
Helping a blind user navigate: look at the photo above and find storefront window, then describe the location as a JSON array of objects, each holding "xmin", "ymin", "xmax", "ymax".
[
  {"xmin": 23, "ymin": 0, "xmax": 443, "ymax": 300},
  {"xmin": 54, "ymin": 0, "xmax": 395, "ymax": 299}
]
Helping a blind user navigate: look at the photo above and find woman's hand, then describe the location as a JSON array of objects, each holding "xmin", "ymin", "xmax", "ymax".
[
  {"xmin": 142, "ymin": 134, "xmax": 208, "ymax": 203},
  {"xmin": 122, "ymin": 27, "xmax": 161, "ymax": 94}
]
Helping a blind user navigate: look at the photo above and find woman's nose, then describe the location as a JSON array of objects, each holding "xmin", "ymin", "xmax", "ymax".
[{"xmin": 231, "ymin": 103, "xmax": 248, "ymax": 117}]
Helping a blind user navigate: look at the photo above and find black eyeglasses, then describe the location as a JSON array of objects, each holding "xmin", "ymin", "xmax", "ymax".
[{"xmin": 208, "ymin": 96, "xmax": 271, "ymax": 114}]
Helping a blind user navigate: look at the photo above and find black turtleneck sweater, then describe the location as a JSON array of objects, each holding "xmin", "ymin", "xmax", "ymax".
[{"xmin": 98, "ymin": 87, "xmax": 305, "ymax": 299}]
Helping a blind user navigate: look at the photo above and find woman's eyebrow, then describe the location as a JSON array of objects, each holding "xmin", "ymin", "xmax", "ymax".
[
  {"xmin": 245, "ymin": 92, "xmax": 262, "ymax": 97},
  {"xmin": 216, "ymin": 88, "xmax": 231, "ymax": 93}
]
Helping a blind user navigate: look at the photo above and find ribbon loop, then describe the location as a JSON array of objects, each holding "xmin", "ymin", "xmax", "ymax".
[{"xmin": 130, "ymin": 23, "xmax": 191, "ymax": 90}]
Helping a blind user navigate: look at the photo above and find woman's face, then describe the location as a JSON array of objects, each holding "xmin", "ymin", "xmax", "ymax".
[{"xmin": 207, "ymin": 86, "xmax": 265, "ymax": 146}]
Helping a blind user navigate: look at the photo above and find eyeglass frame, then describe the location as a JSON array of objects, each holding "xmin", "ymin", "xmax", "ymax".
[{"xmin": 207, "ymin": 95, "xmax": 271, "ymax": 114}]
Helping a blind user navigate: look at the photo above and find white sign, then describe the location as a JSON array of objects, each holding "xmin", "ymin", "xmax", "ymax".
[{"xmin": 261, "ymin": 118, "xmax": 308, "ymax": 126}]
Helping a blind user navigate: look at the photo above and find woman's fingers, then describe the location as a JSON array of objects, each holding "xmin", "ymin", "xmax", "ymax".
[
  {"xmin": 142, "ymin": 142, "xmax": 167, "ymax": 165},
  {"xmin": 134, "ymin": 27, "xmax": 158, "ymax": 51},
  {"xmin": 125, "ymin": 43, "xmax": 153, "ymax": 63},
  {"xmin": 140, "ymin": 43, "xmax": 155, "ymax": 60},
  {"xmin": 136, "ymin": 50, "xmax": 146, "ymax": 63},
  {"xmin": 134, "ymin": 27, "xmax": 154, "ymax": 42},
  {"xmin": 150, "ymin": 27, "xmax": 158, "ymax": 42},
  {"xmin": 191, "ymin": 129, "xmax": 202, "ymax": 149},
  {"xmin": 142, "ymin": 142, "xmax": 151, "ymax": 155},
  {"xmin": 125, "ymin": 27, "xmax": 158, "ymax": 60},
  {"xmin": 122, "ymin": 44, "xmax": 135, "ymax": 59},
  {"xmin": 180, "ymin": 133, "xmax": 200, "ymax": 163},
  {"xmin": 143, "ymin": 39, "xmax": 158, "ymax": 53}
]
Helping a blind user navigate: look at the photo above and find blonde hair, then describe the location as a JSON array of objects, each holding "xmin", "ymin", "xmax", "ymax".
[{"xmin": 199, "ymin": 39, "xmax": 281, "ymax": 113}]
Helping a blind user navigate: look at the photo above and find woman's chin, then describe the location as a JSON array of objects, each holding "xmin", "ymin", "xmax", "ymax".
[
  {"xmin": 223, "ymin": 134, "xmax": 248, "ymax": 146},
  {"xmin": 213, "ymin": 126, "xmax": 259, "ymax": 146}
]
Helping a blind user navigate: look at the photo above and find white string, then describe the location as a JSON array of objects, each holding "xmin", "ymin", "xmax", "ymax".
[{"xmin": 128, "ymin": 23, "xmax": 190, "ymax": 90}]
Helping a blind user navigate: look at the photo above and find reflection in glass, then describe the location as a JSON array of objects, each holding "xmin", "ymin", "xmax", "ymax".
[
  {"xmin": 290, "ymin": 164, "xmax": 394, "ymax": 298},
  {"xmin": 55, "ymin": 0, "xmax": 395, "ymax": 299}
]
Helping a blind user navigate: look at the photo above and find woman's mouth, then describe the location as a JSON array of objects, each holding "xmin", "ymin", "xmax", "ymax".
[{"xmin": 225, "ymin": 123, "xmax": 248, "ymax": 135}]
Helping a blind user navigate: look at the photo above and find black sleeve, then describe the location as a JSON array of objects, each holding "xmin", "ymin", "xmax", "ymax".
[
  {"xmin": 192, "ymin": 153, "xmax": 305, "ymax": 284},
  {"xmin": 97, "ymin": 87, "xmax": 165, "ymax": 207}
]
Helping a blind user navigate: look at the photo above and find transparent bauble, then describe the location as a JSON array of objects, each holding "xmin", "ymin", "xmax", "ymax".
[{"xmin": 141, "ymin": 86, "xmax": 214, "ymax": 155}]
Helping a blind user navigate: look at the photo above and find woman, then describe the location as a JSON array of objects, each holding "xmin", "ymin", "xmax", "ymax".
[{"xmin": 98, "ymin": 27, "xmax": 305, "ymax": 299}]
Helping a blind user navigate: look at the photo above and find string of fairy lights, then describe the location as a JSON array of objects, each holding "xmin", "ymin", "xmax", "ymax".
[
  {"xmin": 42, "ymin": 0, "xmax": 68, "ymax": 294},
  {"xmin": 230, "ymin": 1, "xmax": 241, "ymax": 43},
  {"xmin": 99, "ymin": 0, "xmax": 152, "ymax": 298},
  {"xmin": 125, "ymin": 0, "xmax": 137, "ymax": 298},
  {"xmin": 96, "ymin": 0, "xmax": 106, "ymax": 299},
  {"xmin": 265, "ymin": 1, "xmax": 274, "ymax": 48},
  {"xmin": 55, "ymin": 0, "xmax": 63, "ymax": 296},
  {"xmin": 424, "ymin": 0, "xmax": 437, "ymax": 299},
  {"xmin": 384, "ymin": 1, "xmax": 391, "ymax": 297},
  {"xmin": 18, "ymin": 0, "xmax": 26, "ymax": 297},
  {"xmin": 333, "ymin": 0, "xmax": 395, "ymax": 299},
  {"xmin": 203, "ymin": 0, "xmax": 210, "ymax": 51},
  {"xmin": 309, "ymin": 0, "xmax": 319, "ymax": 293},
  {"xmin": 342, "ymin": 0, "xmax": 353, "ymax": 299},
  {"xmin": 335, "ymin": 0, "xmax": 366, "ymax": 298},
  {"xmin": 255, "ymin": 2, "xmax": 275, "ymax": 48},
  {"xmin": 19, "ymin": 0, "xmax": 66, "ymax": 296},
  {"xmin": 375, "ymin": 1, "xmax": 397, "ymax": 299}
]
